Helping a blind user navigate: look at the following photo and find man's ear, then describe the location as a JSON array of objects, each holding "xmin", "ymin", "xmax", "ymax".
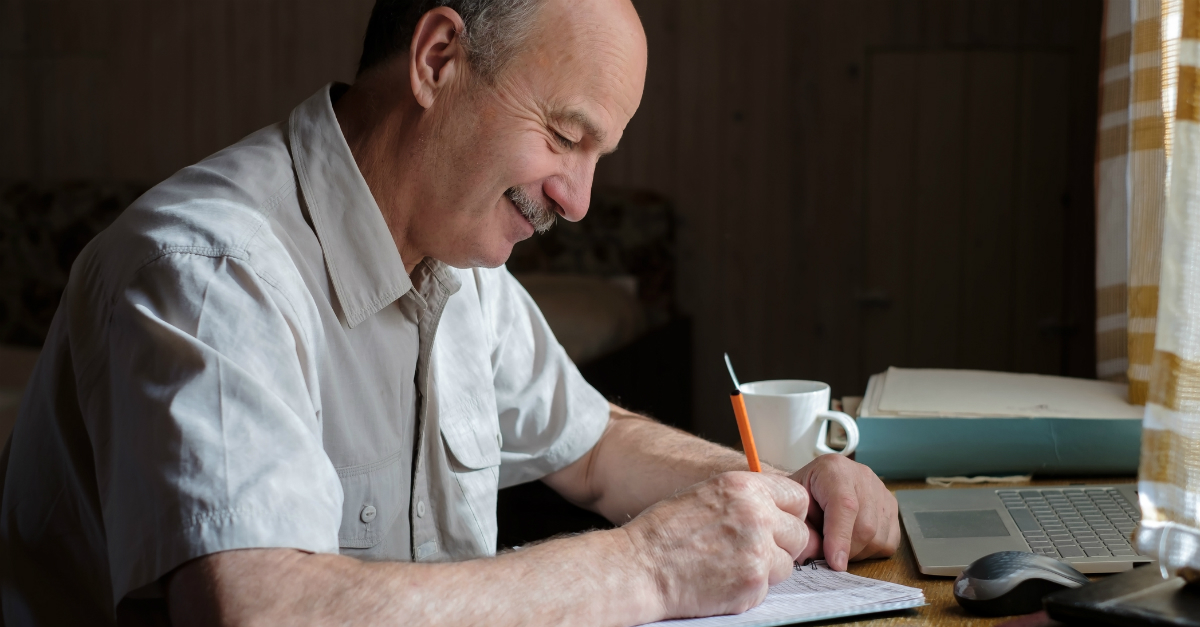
[{"xmin": 409, "ymin": 7, "xmax": 468, "ymax": 109}]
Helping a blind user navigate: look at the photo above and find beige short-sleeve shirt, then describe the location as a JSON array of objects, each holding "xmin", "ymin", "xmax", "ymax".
[{"xmin": 0, "ymin": 84, "xmax": 611, "ymax": 625}]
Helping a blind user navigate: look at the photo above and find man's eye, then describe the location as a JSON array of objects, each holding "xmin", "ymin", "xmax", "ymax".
[{"xmin": 553, "ymin": 132, "xmax": 576, "ymax": 150}]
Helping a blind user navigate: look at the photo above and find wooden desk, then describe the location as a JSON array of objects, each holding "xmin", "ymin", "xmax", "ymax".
[{"xmin": 834, "ymin": 476, "xmax": 1136, "ymax": 626}]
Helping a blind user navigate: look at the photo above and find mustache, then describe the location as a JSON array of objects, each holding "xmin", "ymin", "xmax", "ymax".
[{"xmin": 505, "ymin": 187, "xmax": 558, "ymax": 234}]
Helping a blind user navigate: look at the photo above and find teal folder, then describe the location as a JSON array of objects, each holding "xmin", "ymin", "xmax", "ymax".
[
  {"xmin": 854, "ymin": 369, "xmax": 1144, "ymax": 480},
  {"xmin": 856, "ymin": 415, "xmax": 1142, "ymax": 479}
]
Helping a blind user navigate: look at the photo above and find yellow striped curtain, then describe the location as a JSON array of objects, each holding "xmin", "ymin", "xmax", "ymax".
[
  {"xmin": 1134, "ymin": 0, "xmax": 1200, "ymax": 578},
  {"xmin": 1096, "ymin": 0, "xmax": 1171, "ymax": 405}
]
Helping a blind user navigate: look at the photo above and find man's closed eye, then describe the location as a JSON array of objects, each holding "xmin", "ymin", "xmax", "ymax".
[{"xmin": 553, "ymin": 131, "xmax": 576, "ymax": 150}]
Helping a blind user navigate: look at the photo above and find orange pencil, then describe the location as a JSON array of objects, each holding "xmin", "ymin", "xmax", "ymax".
[{"xmin": 730, "ymin": 389, "xmax": 762, "ymax": 472}]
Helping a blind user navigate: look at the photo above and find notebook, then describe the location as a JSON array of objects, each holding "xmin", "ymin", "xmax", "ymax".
[{"xmin": 640, "ymin": 561, "xmax": 925, "ymax": 626}]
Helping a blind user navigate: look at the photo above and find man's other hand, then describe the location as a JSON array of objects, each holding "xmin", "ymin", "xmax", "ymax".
[
  {"xmin": 622, "ymin": 472, "xmax": 821, "ymax": 620},
  {"xmin": 789, "ymin": 454, "xmax": 899, "ymax": 571}
]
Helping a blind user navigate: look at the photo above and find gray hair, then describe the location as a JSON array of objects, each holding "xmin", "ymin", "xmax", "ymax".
[{"xmin": 358, "ymin": 0, "xmax": 546, "ymax": 81}]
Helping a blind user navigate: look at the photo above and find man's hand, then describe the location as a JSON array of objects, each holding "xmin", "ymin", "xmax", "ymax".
[
  {"xmin": 546, "ymin": 407, "xmax": 899, "ymax": 578},
  {"xmin": 788, "ymin": 454, "xmax": 899, "ymax": 570},
  {"xmin": 623, "ymin": 471, "xmax": 822, "ymax": 619}
]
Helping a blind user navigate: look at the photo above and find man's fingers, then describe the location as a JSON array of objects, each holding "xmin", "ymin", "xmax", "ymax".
[
  {"xmin": 797, "ymin": 521, "xmax": 823, "ymax": 563},
  {"xmin": 784, "ymin": 455, "xmax": 900, "ymax": 568},
  {"xmin": 871, "ymin": 495, "xmax": 901, "ymax": 558},
  {"xmin": 854, "ymin": 516, "xmax": 890, "ymax": 560},
  {"xmin": 756, "ymin": 473, "xmax": 810, "ymax": 521},
  {"xmin": 767, "ymin": 546, "xmax": 798, "ymax": 586},
  {"xmin": 769, "ymin": 508, "xmax": 811, "ymax": 561},
  {"xmin": 859, "ymin": 521, "xmax": 899, "ymax": 560},
  {"xmin": 821, "ymin": 491, "xmax": 860, "ymax": 571},
  {"xmin": 868, "ymin": 516, "xmax": 891, "ymax": 557},
  {"xmin": 879, "ymin": 512, "xmax": 901, "ymax": 557},
  {"xmin": 846, "ymin": 494, "xmax": 900, "ymax": 561},
  {"xmin": 850, "ymin": 503, "xmax": 881, "ymax": 557},
  {"xmin": 863, "ymin": 522, "xmax": 899, "ymax": 560}
]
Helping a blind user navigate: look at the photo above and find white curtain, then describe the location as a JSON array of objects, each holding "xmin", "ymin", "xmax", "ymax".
[
  {"xmin": 1095, "ymin": 0, "xmax": 1171, "ymax": 405},
  {"xmin": 1124, "ymin": 0, "xmax": 1200, "ymax": 579}
]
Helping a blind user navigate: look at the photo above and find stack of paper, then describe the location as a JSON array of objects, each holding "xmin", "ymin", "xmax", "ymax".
[
  {"xmin": 863, "ymin": 367, "xmax": 1142, "ymax": 419},
  {"xmin": 642, "ymin": 561, "xmax": 924, "ymax": 627},
  {"xmin": 856, "ymin": 368, "xmax": 1144, "ymax": 479}
]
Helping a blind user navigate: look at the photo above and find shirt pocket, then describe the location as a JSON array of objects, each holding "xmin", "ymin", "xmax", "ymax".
[
  {"xmin": 439, "ymin": 408, "xmax": 502, "ymax": 557},
  {"xmin": 438, "ymin": 394, "xmax": 502, "ymax": 470},
  {"xmin": 335, "ymin": 450, "xmax": 405, "ymax": 549}
]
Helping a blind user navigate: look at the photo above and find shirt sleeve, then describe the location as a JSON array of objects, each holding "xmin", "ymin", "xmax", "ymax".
[
  {"xmin": 486, "ymin": 268, "xmax": 612, "ymax": 489},
  {"xmin": 85, "ymin": 251, "xmax": 342, "ymax": 606}
]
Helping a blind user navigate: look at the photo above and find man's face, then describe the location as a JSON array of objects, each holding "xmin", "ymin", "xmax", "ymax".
[{"xmin": 414, "ymin": 0, "xmax": 647, "ymax": 268}]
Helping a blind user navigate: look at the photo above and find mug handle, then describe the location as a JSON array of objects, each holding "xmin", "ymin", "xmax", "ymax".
[{"xmin": 814, "ymin": 411, "xmax": 859, "ymax": 457}]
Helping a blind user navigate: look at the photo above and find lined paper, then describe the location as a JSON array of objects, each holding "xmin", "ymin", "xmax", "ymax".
[{"xmin": 641, "ymin": 561, "xmax": 924, "ymax": 627}]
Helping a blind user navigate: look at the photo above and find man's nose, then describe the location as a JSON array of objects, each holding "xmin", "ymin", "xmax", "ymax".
[{"xmin": 542, "ymin": 165, "xmax": 594, "ymax": 223}]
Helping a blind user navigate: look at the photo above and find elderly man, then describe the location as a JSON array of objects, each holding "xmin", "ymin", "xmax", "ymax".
[{"xmin": 0, "ymin": 0, "xmax": 899, "ymax": 625}]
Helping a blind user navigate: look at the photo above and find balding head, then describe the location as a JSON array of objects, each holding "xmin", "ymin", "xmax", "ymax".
[
  {"xmin": 359, "ymin": 0, "xmax": 547, "ymax": 80},
  {"xmin": 358, "ymin": 0, "xmax": 645, "ymax": 85},
  {"xmin": 338, "ymin": 0, "xmax": 647, "ymax": 270}
]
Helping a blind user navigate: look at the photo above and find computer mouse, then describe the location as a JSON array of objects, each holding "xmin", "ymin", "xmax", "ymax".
[{"xmin": 953, "ymin": 551, "xmax": 1089, "ymax": 617}]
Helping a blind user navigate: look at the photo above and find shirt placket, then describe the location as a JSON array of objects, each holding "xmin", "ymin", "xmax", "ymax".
[{"xmin": 410, "ymin": 273, "xmax": 451, "ymax": 562}]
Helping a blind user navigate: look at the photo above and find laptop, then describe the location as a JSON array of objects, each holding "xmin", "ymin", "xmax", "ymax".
[{"xmin": 897, "ymin": 484, "xmax": 1153, "ymax": 575}]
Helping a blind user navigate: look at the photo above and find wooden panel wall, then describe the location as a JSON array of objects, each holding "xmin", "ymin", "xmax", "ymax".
[
  {"xmin": 861, "ymin": 50, "xmax": 1073, "ymax": 376},
  {"xmin": 595, "ymin": 0, "xmax": 1102, "ymax": 444},
  {"xmin": 0, "ymin": 0, "xmax": 376, "ymax": 182},
  {"xmin": 0, "ymin": 0, "xmax": 1102, "ymax": 447}
]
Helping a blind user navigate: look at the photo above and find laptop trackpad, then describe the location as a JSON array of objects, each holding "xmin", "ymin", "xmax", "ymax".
[{"xmin": 915, "ymin": 510, "xmax": 1011, "ymax": 538}]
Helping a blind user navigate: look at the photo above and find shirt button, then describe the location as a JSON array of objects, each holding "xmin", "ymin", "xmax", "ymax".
[
  {"xmin": 417, "ymin": 499, "xmax": 426, "ymax": 518},
  {"xmin": 496, "ymin": 432, "xmax": 503, "ymax": 448},
  {"xmin": 360, "ymin": 505, "xmax": 377, "ymax": 523}
]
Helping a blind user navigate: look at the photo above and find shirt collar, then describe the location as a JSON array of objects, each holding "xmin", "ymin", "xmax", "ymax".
[
  {"xmin": 411, "ymin": 257, "xmax": 464, "ymax": 308},
  {"xmin": 288, "ymin": 83, "xmax": 412, "ymax": 328}
]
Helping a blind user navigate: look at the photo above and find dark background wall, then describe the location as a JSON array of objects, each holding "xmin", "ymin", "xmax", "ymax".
[
  {"xmin": 0, "ymin": 0, "xmax": 1102, "ymax": 447},
  {"xmin": 0, "ymin": 0, "xmax": 376, "ymax": 181},
  {"xmin": 596, "ymin": 0, "xmax": 1103, "ymax": 444}
]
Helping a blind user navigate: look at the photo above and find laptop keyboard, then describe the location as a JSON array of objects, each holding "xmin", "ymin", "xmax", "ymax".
[{"xmin": 997, "ymin": 488, "xmax": 1143, "ymax": 559}]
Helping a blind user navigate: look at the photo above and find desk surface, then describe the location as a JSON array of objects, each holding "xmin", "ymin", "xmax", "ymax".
[{"xmin": 836, "ymin": 476, "xmax": 1135, "ymax": 627}]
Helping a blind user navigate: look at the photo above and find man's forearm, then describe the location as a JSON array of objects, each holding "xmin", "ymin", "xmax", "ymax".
[
  {"xmin": 546, "ymin": 405, "xmax": 897, "ymax": 574},
  {"xmin": 544, "ymin": 405, "xmax": 784, "ymax": 523},
  {"xmin": 169, "ymin": 527, "xmax": 663, "ymax": 627}
]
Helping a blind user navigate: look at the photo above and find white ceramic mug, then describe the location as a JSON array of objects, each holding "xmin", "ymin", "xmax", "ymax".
[{"xmin": 739, "ymin": 380, "xmax": 859, "ymax": 470}]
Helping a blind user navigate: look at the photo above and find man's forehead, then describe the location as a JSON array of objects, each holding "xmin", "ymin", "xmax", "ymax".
[{"xmin": 519, "ymin": 0, "xmax": 645, "ymax": 147}]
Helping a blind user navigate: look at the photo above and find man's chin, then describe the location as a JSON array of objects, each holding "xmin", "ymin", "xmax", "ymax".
[
  {"xmin": 469, "ymin": 256, "xmax": 510, "ymax": 270},
  {"xmin": 452, "ymin": 244, "xmax": 519, "ymax": 270},
  {"xmin": 437, "ymin": 227, "xmax": 526, "ymax": 269}
]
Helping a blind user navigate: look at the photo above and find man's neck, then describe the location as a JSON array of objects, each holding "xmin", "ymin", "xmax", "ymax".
[{"xmin": 333, "ymin": 78, "xmax": 427, "ymax": 275}]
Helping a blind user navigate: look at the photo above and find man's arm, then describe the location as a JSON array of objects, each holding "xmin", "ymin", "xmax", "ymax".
[
  {"xmin": 168, "ymin": 470, "xmax": 813, "ymax": 627},
  {"xmin": 168, "ymin": 530, "xmax": 656, "ymax": 627},
  {"xmin": 542, "ymin": 404, "xmax": 900, "ymax": 570}
]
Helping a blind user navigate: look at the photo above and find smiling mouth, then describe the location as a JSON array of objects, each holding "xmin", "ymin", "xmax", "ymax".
[
  {"xmin": 508, "ymin": 197, "xmax": 536, "ymax": 231},
  {"xmin": 505, "ymin": 187, "xmax": 557, "ymax": 234}
]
